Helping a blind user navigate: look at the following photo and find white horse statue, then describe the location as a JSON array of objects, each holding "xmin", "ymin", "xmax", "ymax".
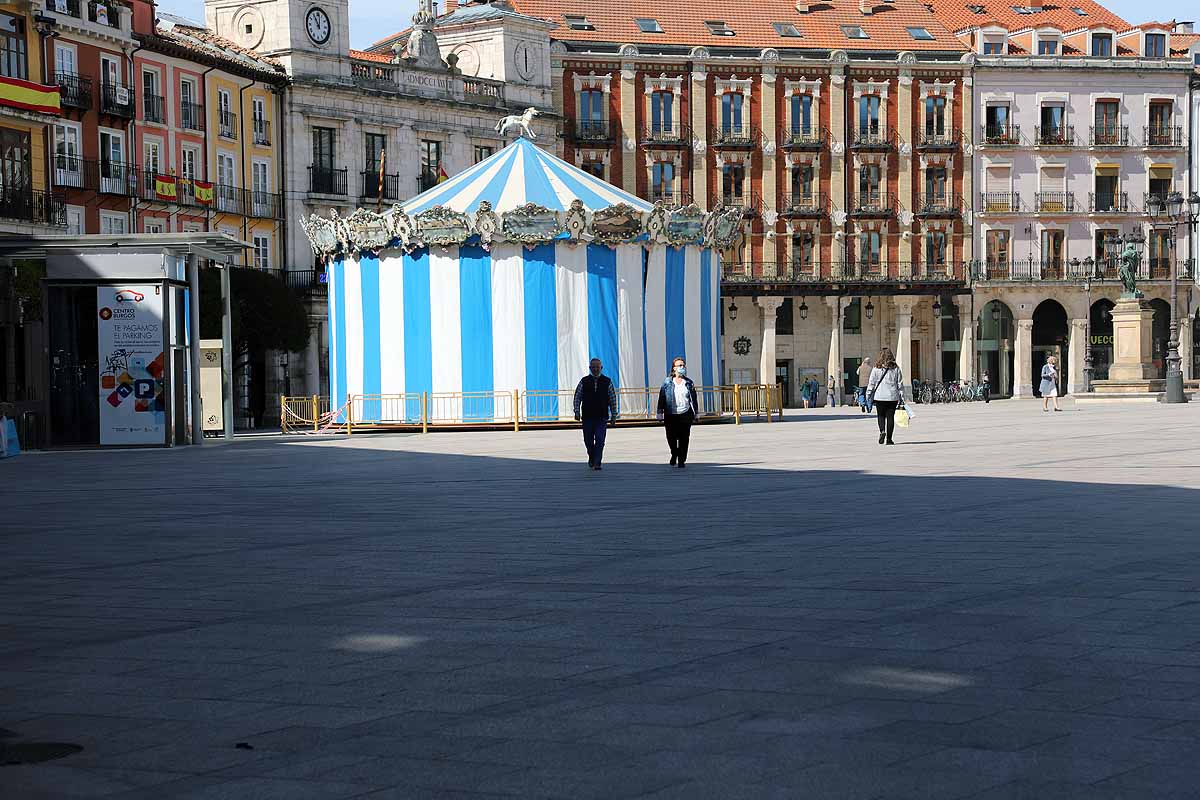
[{"xmin": 495, "ymin": 107, "xmax": 540, "ymax": 140}]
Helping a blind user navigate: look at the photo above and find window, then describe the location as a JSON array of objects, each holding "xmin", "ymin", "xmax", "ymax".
[
  {"xmin": 312, "ymin": 127, "xmax": 335, "ymax": 170},
  {"xmin": 721, "ymin": 92, "xmax": 744, "ymax": 133},
  {"xmin": 53, "ymin": 123, "xmax": 81, "ymax": 187},
  {"xmin": 983, "ymin": 41, "xmax": 1004, "ymax": 55},
  {"xmin": 858, "ymin": 164, "xmax": 881, "ymax": 200},
  {"xmin": 144, "ymin": 219, "xmax": 165, "ymax": 234},
  {"xmin": 1094, "ymin": 168, "xmax": 1118, "ymax": 211},
  {"xmin": 0, "ymin": 127, "xmax": 30, "ymax": 192},
  {"xmin": 1094, "ymin": 99, "xmax": 1119, "ymax": 141},
  {"xmin": 1091, "ymin": 33, "xmax": 1112, "ymax": 56},
  {"xmin": 100, "ymin": 54, "xmax": 120, "ymax": 89},
  {"xmin": 790, "ymin": 94, "xmax": 812, "ymax": 135},
  {"xmin": 216, "ymin": 152, "xmax": 236, "ymax": 210},
  {"xmin": 1149, "ymin": 101, "xmax": 1171, "ymax": 132},
  {"xmin": 564, "ymin": 15, "xmax": 594, "ymax": 30},
  {"xmin": 1148, "ymin": 229, "xmax": 1171, "ymax": 269},
  {"xmin": 842, "ymin": 25, "xmax": 869, "ymax": 40},
  {"xmin": 54, "ymin": 43, "xmax": 75, "ymax": 79},
  {"xmin": 99, "ymin": 212, "xmax": 127, "ymax": 234},
  {"xmin": 1040, "ymin": 104, "xmax": 1064, "ymax": 142},
  {"xmin": 985, "ymin": 104, "xmax": 1010, "ymax": 138},
  {"xmin": 142, "ymin": 69, "xmax": 162, "ymax": 123},
  {"xmin": 252, "ymin": 97, "xmax": 266, "ymax": 141},
  {"xmin": 251, "ymin": 161, "xmax": 269, "ymax": 213},
  {"xmin": 65, "ymin": 207, "xmax": 84, "ymax": 235},
  {"xmin": 650, "ymin": 161, "xmax": 673, "ymax": 201},
  {"xmin": 705, "ymin": 20, "xmax": 735, "ymax": 36},
  {"xmin": 1041, "ymin": 230, "xmax": 1065, "ymax": 268},
  {"xmin": 0, "ymin": 12, "xmax": 27, "ymax": 80},
  {"xmin": 98, "ymin": 129, "xmax": 124, "ymax": 192},
  {"xmin": 180, "ymin": 147, "xmax": 197, "ymax": 182},
  {"xmin": 180, "ymin": 78, "xmax": 200, "ymax": 129},
  {"xmin": 857, "ymin": 232, "xmax": 882, "ymax": 269},
  {"xmin": 790, "ymin": 164, "xmax": 814, "ymax": 199},
  {"xmin": 650, "ymin": 90, "xmax": 674, "ymax": 134},
  {"xmin": 907, "ymin": 27, "xmax": 934, "ymax": 40},
  {"xmin": 420, "ymin": 139, "xmax": 442, "ymax": 189},
  {"xmin": 253, "ymin": 234, "xmax": 271, "ymax": 270},
  {"xmin": 776, "ymin": 298, "xmax": 793, "ymax": 335},
  {"xmin": 217, "ymin": 89, "xmax": 233, "ymax": 136},
  {"xmin": 1148, "ymin": 170, "xmax": 1171, "ymax": 200},
  {"xmin": 792, "ymin": 232, "xmax": 815, "ymax": 267},
  {"xmin": 364, "ymin": 132, "xmax": 386, "ymax": 171},
  {"xmin": 1145, "ymin": 33, "xmax": 1166, "ymax": 57},
  {"xmin": 925, "ymin": 231, "xmax": 947, "ymax": 267},
  {"xmin": 924, "ymin": 96, "xmax": 946, "ymax": 138},
  {"xmin": 582, "ymin": 160, "xmax": 604, "ymax": 179},
  {"xmin": 843, "ymin": 299, "xmax": 862, "ymax": 333},
  {"xmin": 474, "ymin": 145, "xmax": 493, "ymax": 163},
  {"xmin": 580, "ymin": 88, "xmax": 604, "ymax": 123},
  {"xmin": 773, "ymin": 22, "xmax": 802, "ymax": 37},
  {"xmin": 986, "ymin": 229, "xmax": 1011, "ymax": 265},
  {"xmin": 635, "ymin": 18, "xmax": 662, "ymax": 33},
  {"xmin": 967, "ymin": 3, "xmax": 985, "ymax": 11},
  {"xmin": 925, "ymin": 166, "xmax": 947, "ymax": 202},
  {"xmin": 858, "ymin": 95, "xmax": 880, "ymax": 137},
  {"xmin": 721, "ymin": 163, "xmax": 745, "ymax": 202},
  {"xmin": 1095, "ymin": 229, "xmax": 1117, "ymax": 265},
  {"xmin": 1037, "ymin": 39, "xmax": 1058, "ymax": 54},
  {"xmin": 1071, "ymin": 6, "xmax": 1087, "ymax": 14},
  {"xmin": 143, "ymin": 139, "xmax": 160, "ymax": 180}
]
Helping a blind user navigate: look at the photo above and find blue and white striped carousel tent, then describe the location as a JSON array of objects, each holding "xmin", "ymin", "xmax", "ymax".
[{"xmin": 302, "ymin": 137, "xmax": 743, "ymax": 422}]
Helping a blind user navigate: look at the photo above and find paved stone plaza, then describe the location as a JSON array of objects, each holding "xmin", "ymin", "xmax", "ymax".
[{"xmin": 2, "ymin": 400, "xmax": 1200, "ymax": 799}]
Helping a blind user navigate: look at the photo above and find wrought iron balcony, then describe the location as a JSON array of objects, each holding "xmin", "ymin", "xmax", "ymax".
[
  {"xmin": 851, "ymin": 126, "xmax": 894, "ymax": 150},
  {"xmin": 917, "ymin": 127, "xmax": 960, "ymax": 150},
  {"xmin": 143, "ymin": 93, "xmax": 164, "ymax": 124},
  {"xmin": 309, "ymin": 166, "xmax": 348, "ymax": 196},
  {"xmin": 417, "ymin": 170, "xmax": 440, "ymax": 193},
  {"xmin": 782, "ymin": 126, "xmax": 826, "ymax": 150},
  {"xmin": 712, "ymin": 124, "xmax": 759, "ymax": 148},
  {"xmin": 1088, "ymin": 191, "xmax": 1130, "ymax": 213},
  {"xmin": 100, "ymin": 82, "xmax": 134, "ymax": 118},
  {"xmin": 56, "ymin": 72, "xmax": 92, "ymax": 110},
  {"xmin": 914, "ymin": 193, "xmax": 959, "ymax": 217},
  {"xmin": 1035, "ymin": 192, "xmax": 1076, "ymax": 213},
  {"xmin": 646, "ymin": 189, "xmax": 692, "ymax": 206},
  {"xmin": 247, "ymin": 190, "xmax": 283, "ymax": 219},
  {"xmin": 719, "ymin": 191, "xmax": 762, "ymax": 217},
  {"xmin": 1090, "ymin": 125, "xmax": 1130, "ymax": 147},
  {"xmin": 87, "ymin": 0, "xmax": 119, "ymax": 27},
  {"xmin": 46, "ymin": 0, "xmax": 81, "ymax": 18},
  {"xmin": 979, "ymin": 192, "xmax": 1020, "ymax": 213},
  {"xmin": 1144, "ymin": 125, "xmax": 1183, "ymax": 148},
  {"xmin": 574, "ymin": 118, "xmax": 614, "ymax": 144},
  {"xmin": 641, "ymin": 123, "xmax": 691, "ymax": 147},
  {"xmin": 285, "ymin": 269, "xmax": 328, "ymax": 297},
  {"xmin": 253, "ymin": 117, "xmax": 271, "ymax": 146},
  {"xmin": 181, "ymin": 101, "xmax": 205, "ymax": 131},
  {"xmin": 213, "ymin": 184, "xmax": 244, "ymax": 215},
  {"xmin": 97, "ymin": 160, "xmax": 135, "ymax": 195},
  {"xmin": 980, "ymin": 123, "xmax": 1020, "ymax": 146},
  {"xmin": 360, "ymin": 170, "xmax": 400, "ymax": 203},
  {"xmin": 849, "ymin": 191, "xmax": 896, "ymax": 216},
  {"xmin": 1035, "ymin": 125, "xmax": 1074, "ymax": 147},
  {"xmin": 218, "ymin": 109, "xmax": 237, "ymax": 140},
  {"xmin": 0, "ymin": 187, "xmax": 66, "ymax": 226},
  {"xmin": 780, "ymin": 192, "xmax": 827, "ymax": 217}
]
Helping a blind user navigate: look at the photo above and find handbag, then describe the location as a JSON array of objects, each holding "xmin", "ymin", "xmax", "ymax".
[{"xmin": 895, "ymin": 407, "xmax": 911, "ymax": 427}]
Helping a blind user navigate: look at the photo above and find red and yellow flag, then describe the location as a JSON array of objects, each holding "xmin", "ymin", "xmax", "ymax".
[
  {"xmin": 193, "ymin": 180, "xmax": 214, "ymax": 206},
  {"xmin": 437, "ymin": 165, "xmax": 449, "ymax": 184},
  {"xmin": 154, "ymin": 175, "xmax": 177, "ymax": 201}
]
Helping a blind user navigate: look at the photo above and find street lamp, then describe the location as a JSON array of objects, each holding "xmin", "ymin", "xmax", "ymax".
[
  {"xmin": 798, "ymin": 298, "xmax": 808, "ymax": 321},
  {"xmin": 728, "ymin": 300, "xmax": 738, "ymax": 321},
  {"xmin": 1145, "ymin": 189, "xmax": 1200, "ymax": 404},
  {"xmin": 865, "ymin": 299, "xmax": 875, "ymax": 320},
  {"xmin": 932, "ymin": 298, "xmax": 942, "ymax": 319}
]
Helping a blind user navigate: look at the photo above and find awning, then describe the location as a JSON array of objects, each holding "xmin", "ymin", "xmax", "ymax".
[{"xmin": 1095, "ymin": 164, "xmax": 1120, "ymax": 175}]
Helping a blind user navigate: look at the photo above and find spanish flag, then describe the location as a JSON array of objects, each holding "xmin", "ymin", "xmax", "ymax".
[
  {"xmin": 193, "ymin": 180, "xmax": 214, "ymax": 206},
  {"xmin": 154, "ymin": 175, "xmax": 177, "ymax": 201},
  {"xmin": 437, "ymin": 165, "xmax": 449, "ymax": 184}
]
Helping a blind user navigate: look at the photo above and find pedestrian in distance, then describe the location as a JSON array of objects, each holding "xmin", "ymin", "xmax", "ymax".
[
  {"xmin": 866, "ymin": 347, "xmax": 905, "ymax": 446},
  {"xmin": 657, "ymin": 356, "xmax": 698, "ymax": 468},
  {"xmin": 856, "ymin": 357, "xmax": 873, "ymax": 413},
  {"xmin": 1040, "ymin": 356, "xmax": 1062, "ymax": 412},
  {"xmin": 573, "ymin": 358, "xmax": 618, "ymax": 470},
  {"xmin": 981, "ymin": 369, "xmax": 991, "ymax": 403},
  {"xmin": 800, "ymin": 375, "xmax": 816, "ymax": 409},
  {"xmin": 826, "ymin": 373, "xmax": 838, "ymax": 408}
]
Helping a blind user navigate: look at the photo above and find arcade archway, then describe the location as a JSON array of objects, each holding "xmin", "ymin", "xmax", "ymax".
[
  {"xmin": 976, "ymin": 300, "xmax": 1014, "ymax": 396},
  {"xmin": 1032, "ymin": 299, "xmax": 1069, "ymax": 396}
]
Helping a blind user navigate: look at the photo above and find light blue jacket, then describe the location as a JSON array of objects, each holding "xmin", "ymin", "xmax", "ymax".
[{"xmin": 867, "ymin": 365, "xmax": 905, "ymax": 402}]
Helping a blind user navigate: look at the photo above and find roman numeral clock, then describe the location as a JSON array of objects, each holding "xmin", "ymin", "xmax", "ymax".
[{"xmin": 306, "ymin": 6, "xmax": 331, "ymax": 45}]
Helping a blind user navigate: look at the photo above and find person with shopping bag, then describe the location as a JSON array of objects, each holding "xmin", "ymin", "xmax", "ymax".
[{"xmin": 865, "ymin": 347, "xmax": 906, "ymax": 446}]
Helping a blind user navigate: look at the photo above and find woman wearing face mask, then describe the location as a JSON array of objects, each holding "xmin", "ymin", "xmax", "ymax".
[{"xmin": 657, "ymin": 356, "xmax": 698, "ymax": 468}]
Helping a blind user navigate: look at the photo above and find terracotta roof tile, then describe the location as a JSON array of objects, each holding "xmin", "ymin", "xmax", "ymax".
[
  {"xmin": 926, "ymin": 0, "xmax": 1128, "ymax": 37},
  {"xmin": 350, "ymin": 49, "xmax": 394, "ymax": 62},
  {"xmin": 155, "ymin": 21, "xmax": 287, "ymax": 79},
  {"xmin": 503, "ymin": 0, "xmax": 968, "ymax": 52}
]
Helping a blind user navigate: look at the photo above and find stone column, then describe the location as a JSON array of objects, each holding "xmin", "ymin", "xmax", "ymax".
[
  {"xmin": 690, "ymin": 61, "xmax": 708, "ymax": 210},
  {"xmin": 826, "ymin": 296, "xmax": 842, "ymax": 396},
  {"xmin": 1180, "ymin": 315, "xmax": 1193, "ymax": 380},
  {"xmin": 305, "ymin": 320, "xmax": 321, "ymax": 396},
  {"xmin": 961, "ymin": 75, "xmax": 974, "ymax": 265},
  {"xmin": 620, "ymin": 58, "xmax": 637, "ymax": 195},
  {"xmin": 760, "ymin": 62, "xmax": 778, "ymax": 270},
  {"xmin": 894, "ymin": 297, "xmax": 914, "ymax": 398},
  {"xmin": 1014, "ymin": 318, "xmax": 1034, "ymax": 397},
  {"xmin": 956, "ymin": 296, "xmax": 975, "ymax": 382},
  {"xmin": 756, "ymin": 296, "xmax": 784, "ymax": 387},
  {"xmin": 1067, "ymin": 318, "xmax": 1087, "ymax": 395},
  {"xmin": 897, "ymin": 69, "xmax": 913, "ymax": 236},
  {"xmin": 829, "ymin": 63, "xmax": 847, "ymax": 233}
]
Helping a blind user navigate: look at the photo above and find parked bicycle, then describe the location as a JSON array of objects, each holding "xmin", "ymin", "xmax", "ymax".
[{"xmin": 912, "ymin": 379, "xmax": 988, "ymax": 404}]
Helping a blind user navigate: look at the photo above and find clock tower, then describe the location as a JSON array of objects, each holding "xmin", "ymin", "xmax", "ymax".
[{"xmin": 204, "ymin": 0, "xmax": 351, "ymax": 78}]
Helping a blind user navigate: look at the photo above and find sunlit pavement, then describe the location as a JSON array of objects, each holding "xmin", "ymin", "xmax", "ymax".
[{"xmin": 2, "ymin": 399, "xmax": 1200, "ymax": 799}]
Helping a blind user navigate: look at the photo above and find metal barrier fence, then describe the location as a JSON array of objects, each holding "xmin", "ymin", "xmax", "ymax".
[{"xmin": 281, "ymin": 384, "xmax": 782, "ymax": 434}]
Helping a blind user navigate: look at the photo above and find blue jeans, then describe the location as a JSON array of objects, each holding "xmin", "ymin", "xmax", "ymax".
[
  {"xmin": 827, "ymin": 391, "xmax": 837, "ymax": 407},
  {"xmin": 582, "ymin": 418, "xmax": 608, "ymax": 465}
]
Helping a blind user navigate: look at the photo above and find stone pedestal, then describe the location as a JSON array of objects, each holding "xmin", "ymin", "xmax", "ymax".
[{"xmin": 1108, "ymin": 297, "xmax": 1157, "ymax": 382}]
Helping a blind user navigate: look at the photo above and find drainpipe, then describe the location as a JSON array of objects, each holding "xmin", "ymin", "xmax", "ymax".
[
  {"xmin": 126, "ymin": 38, "xmax": 144, "ymax": 233},
  {"xmin": 273, "ymin": 81, "xmax": 287, "ymax": 280},
  {"xmin": 238, "ymin": 75, "xmax": 255, "ymax": 267},
  {"xmin": 200, "ymin": 62, "xmax": 217, "ymax": 232}
]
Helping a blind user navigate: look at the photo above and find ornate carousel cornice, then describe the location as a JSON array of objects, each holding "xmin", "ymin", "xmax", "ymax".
[{"xmin": 300, "ymin": 199, "xmax": 745, "ymax": 260}]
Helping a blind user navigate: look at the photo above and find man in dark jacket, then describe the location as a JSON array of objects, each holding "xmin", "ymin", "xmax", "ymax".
[{"xmin": 573, "ymin": 358, "xmax": 618, "ymax": 470}]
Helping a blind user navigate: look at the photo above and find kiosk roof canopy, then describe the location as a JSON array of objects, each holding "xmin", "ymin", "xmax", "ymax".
[{"xmin": 0, "ymin": 233, "xmax": 251, "ymax": 262}]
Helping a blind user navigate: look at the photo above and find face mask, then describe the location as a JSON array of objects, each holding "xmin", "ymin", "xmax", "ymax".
[{"xmin": 675, "ymin": 366, "xmax": 686, "ymax": 377}]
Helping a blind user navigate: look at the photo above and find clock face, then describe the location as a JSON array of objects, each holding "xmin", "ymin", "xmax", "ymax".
[
  {"xmin": 514, "ymin": 42, "xmax": 536, "ymax": 80},
  {"xmin": 306, "ymin": 7, "xmax": 331, "ymax": 45}
]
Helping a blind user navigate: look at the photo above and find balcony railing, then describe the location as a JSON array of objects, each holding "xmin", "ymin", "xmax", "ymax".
[
  {"xmin": 98, "ymin": 160, "xmax": 135, "ymax": 195},
  {"xmin": 574, "ymin": 118, "xmax": 613, "ymax": 143},
  {"xmin": 0, "ymin": 187, "xmax": 66, "ymax": 226},
  {"xmin": 247, "ymin": 190, "xmax": 282, "ymax": 219},
  {"xmin": 181, "ymin": 101, "xmax": 205, "ymax": 131},
  {"xmin": 360, "ymin": 170, "xmax": 400, "ymax": 203},
  {"xmin": 100, "ymin": 82, "xmax": 134, "ymax": 118},
  {"xmin": 1090, "ymin": 125, "xmax": 1130, "ymax": 147},
  {"xmin": 285, "ymin": 269, "xmax": 328, "ymax": 297},
  {"xmin": 87, "ymin": 0, "xmax": 119, "ymax": 27},
  {"xmin": 253, "ymin": 117, "xmax": 271, "ymax": 146},
  {"xmin": 54, "ymin": 158, "xmax": 132, "ymax": 195},
  {"xmin": 780, "ymin": 192, "xmax": 827, "ymax": 216},
  {"xmin": 1089, "ymin": 191, "xmax": 1130, "ymax": 213},
  {"xmin": 641, "ymin": 123, "xmax": 691, "ymax": 147},
  {"xmin": 979, "ymin": 192, "xmax": 1020, "ymax": 213},
  {"xmin": 1035, "ymin": 125, "xmax": 1074, "ymax": 147},
  {"xmin": 917, "ymin": 127, "xmax": 959, "ymax": 149},
  {"xmin": 981, "ymin": 123, "xmax": 1020, "ymax": 146},
  {"xmin": 712, "ymin": 124, "xmax": 759, "ymax": 148},
  {"xmin": 719, "ymin": 191, "xmax": 762, "ymax": 216},
  {"xmin": 55, "ymin": 72, "xmax": 92, "ymax": 110},
  {"xmin": 417, "ymin": 171, "xmax": 440, "ymax": 193},
  {"xmin": 218, "ymin": 109, "xmax": 237, "ymax": 140},
  {"xmin": 461, "ymin": 77, "xmax": 505, "ymax": 104},
  {"xmin": 1144, "ymin": 125, "xmax": 1183, "ymax": 148},
  {"xmin": 213, "ymin": 184, "xmax": 244, "ymax": 215},
  {"xmin": 782, "ymin": 126, "xmax": 826, "ymax": 150},
  {"xmin": 849, "ymin": 191, "xmax": 896, "ymax": 216},
  {"xmin": 309, "ymin": 166, "xmax": 348, "ymax": 195},
  {"xmin": 647, "ymin": 189, "xmax": 692, "ymax": 206},
  {"xmin": 46, "ymin": 0, "xmax": 81, "ymax": 18},
  {"xmin": 914, "ymin": 193, "xmax": 959, "ymax": 217},
  {"xmin": 1035, "ymin": 191, "xmax": 1076, "ymax": 213},
  {"xmin": 143, "ymin": 93, "xmax": 164, "ymax": 124},
  {"xmin": 851, "ymin": 126, "xmax": 894, "ymax": 149}
]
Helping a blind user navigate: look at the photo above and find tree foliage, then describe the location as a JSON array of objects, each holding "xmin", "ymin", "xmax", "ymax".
[{"xmin": 199, "ymin": 267, "xmax": 308, "ymax": 373}]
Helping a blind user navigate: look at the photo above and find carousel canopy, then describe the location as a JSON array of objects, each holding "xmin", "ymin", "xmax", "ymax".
[{"xmin": 403, "ymin": 137, "xmax": 654, "ymax": 217}]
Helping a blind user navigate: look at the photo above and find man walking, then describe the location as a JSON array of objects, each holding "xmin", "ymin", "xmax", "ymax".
[{"xmin": 573, "ymin": 358, "xmax": 618, "ymax": 470}]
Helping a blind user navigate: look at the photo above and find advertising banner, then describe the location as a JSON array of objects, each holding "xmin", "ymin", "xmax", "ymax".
[{"xmin": 97, "ymin": 285, "xmax": 166, "ymax": 445}]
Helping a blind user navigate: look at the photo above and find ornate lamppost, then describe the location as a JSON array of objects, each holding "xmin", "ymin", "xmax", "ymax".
[{"xmin": 1146, "ymin": 191, "xmax": 1200, "ymax": 404}]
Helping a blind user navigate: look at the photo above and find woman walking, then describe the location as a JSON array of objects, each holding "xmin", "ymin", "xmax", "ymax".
[
  {"xmin": 657, "ymin": 357, "xmax": 698, "ymax": 468},
  {"xmin": 1040, "ymin": 356, "xmax": 1062, "ymax": 412},
  {"xmin": 866, "ymin": 347, "xmax": 905, "ymax": 445}
]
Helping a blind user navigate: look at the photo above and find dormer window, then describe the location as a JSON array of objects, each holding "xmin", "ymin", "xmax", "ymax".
[
  {"xmin": 983, "ymin": 38, "xmax": 1005, "ymax": 54},
  {"xmin": 1071, "ymin": 6, "xmax": 1087, "ymax": 14},
  {"xmin": 1091, "ymin": 33, "xmax": 1112, "ymax": 56},
  {"xmin": 705, "ymin": 20, "xmax": 735, "ymax": 36},
  {"xmin": 564, "ymin": 15, "xmax": 595, "ymax": 31},
  {"xmin": 968, "ymin": 4, "xmax": 985, "ymax": 12},
  {"xmin": 773, "ymin": 22, "xmax": 803, "ymax": 37},
  {"xmin": 907, "ymin": 27, "xmax": 934, "ymax": 40},
  {"xmin": 1037, "ymin": 34, "xmax": 1059, "ymax": 54},
  {"xmin": 635, "ymin": 18, "xmax": 663, "ymax": 33},
  {"xmin": 1145, "ymin": 33, "xmax": 1166, "ymax": 57},
  {"xmin": 842, "ymin": 25, "xmax": 870, "ymax": 39}
]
